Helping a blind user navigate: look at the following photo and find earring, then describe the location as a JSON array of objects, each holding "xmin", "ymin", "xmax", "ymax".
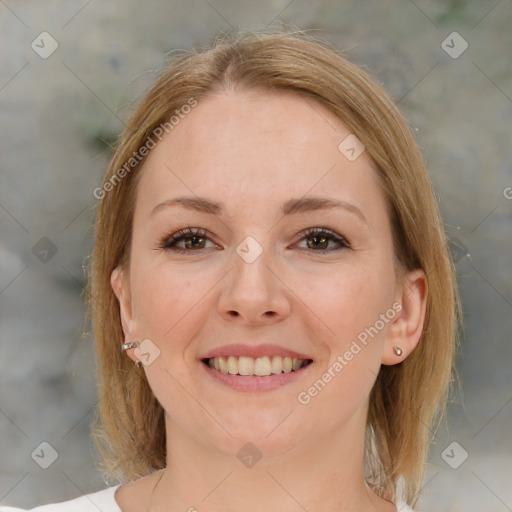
[
  {"xmin": 121, "ymin": 341, "xmax": 140, "ymax": 351},
  {"xmin": 121, "ymin": 342, "xmax": 143, "ymax": 368},
  {"xmin": 393, "ymin": 345, "xmax": 403, "ymax": 357}
]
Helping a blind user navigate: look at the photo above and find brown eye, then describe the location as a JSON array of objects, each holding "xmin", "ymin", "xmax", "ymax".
[
  {"xmin": 182, "ymin": 235, "xmax": 206, "ymax": 250},
  {"xmin": 159, "ymin": 227, "xmax": 216, "ymax": 253},
  {"xmin": 298, "ymin": 228, "xmax": 351, "ymax": 252}
]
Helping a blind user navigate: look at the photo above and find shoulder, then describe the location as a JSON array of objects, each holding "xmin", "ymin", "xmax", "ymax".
[
  {"xmin": 0, "ymin": 488, "xmax": 414, "ymax": 512},
  {"xmin": 0, "ymin": 485, "xmax": 121, "ymax": 512}
]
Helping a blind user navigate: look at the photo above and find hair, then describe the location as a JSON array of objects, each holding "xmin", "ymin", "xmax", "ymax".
[{"xmin": 87, "ymin": 30, "xmax": 461, "ymax": 507}]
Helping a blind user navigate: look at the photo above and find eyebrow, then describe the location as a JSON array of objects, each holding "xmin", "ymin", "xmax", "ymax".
[{"xmin": 150, "ymin": 195, "xmax": 367, "ymax": 224}]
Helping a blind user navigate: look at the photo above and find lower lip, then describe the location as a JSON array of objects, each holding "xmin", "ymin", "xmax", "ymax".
[{"xmin": 200, "ymin": 360, "xmax": 313, "ymax": 392}]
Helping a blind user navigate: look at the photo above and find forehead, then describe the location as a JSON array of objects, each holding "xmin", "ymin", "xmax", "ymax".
[{"xmin": 135, "ymin": 89, "xmax": 385, "ymax": 220}]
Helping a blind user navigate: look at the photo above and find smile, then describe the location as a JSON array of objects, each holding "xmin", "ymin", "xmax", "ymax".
[{"xmin": 204, "ymin": 355, "xmax": 313, "ymax": 376}]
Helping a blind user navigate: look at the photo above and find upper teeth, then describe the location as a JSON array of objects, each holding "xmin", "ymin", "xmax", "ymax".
[{"xmin": 207, "ymin": 356, "xmax": 308, "ymax": 376}]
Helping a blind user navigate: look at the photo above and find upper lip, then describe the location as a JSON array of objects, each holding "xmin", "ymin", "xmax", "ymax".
[{"xmin": 201, "ymin": 344, "xmax": 312, "ymax": 360}]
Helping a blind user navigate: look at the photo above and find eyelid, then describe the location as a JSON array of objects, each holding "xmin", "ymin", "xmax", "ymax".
[
  {"xmin": 158, "ymin": 226, "xmax": 351, "ymax": 254},
  {"xmin": 157, "ymin": 227, "xmax": 218, "ymax": 252},
  {"xmin": 292, "ymin": 227, "xmax": 351, "ymax": 251}
]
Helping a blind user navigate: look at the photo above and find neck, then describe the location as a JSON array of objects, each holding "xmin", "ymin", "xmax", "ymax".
[{"xmin": 148, "ymin": 411, "xmax": 393, "ymax": 512}]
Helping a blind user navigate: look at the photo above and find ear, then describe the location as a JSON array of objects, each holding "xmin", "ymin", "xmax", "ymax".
[
  {"xmin": 381, "ymin": 268, "xmax": 428, "ymax": 365},
  {"xmin": 111, "ymin": 266, "xmax": 139, "ymax": 363}
]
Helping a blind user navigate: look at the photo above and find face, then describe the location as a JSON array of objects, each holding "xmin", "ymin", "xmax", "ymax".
[{"xmin": 112, "ymin": 89, "xmax": 417, "ymax": 459}]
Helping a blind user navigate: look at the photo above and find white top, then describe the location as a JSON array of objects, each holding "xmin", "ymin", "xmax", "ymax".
[{"xmin": 0, "ymin": 485, "xmax": 415, "ymax": 511}]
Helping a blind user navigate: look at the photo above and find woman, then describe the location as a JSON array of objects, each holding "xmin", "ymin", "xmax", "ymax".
[{"xmin": 2, "ymin": 31, "xmax": 460, "ymax": 511}]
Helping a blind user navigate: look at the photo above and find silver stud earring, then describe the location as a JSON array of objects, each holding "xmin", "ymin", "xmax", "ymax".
[
  {"xmin": 393, "ymin": 345, "xmax": 403, "ymax": 357},
  {"xmin": 121, "ymin": 341, "xmax": 140, "ymax": 351},
  {"xmin": 121, "ymin": 342, "xmax": 143, "ymax": 368}
]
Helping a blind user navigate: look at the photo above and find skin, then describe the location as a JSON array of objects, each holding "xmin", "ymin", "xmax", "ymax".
[{"xmin": 111, "ymin": 89, "xmax": 427, "ymax": 512}]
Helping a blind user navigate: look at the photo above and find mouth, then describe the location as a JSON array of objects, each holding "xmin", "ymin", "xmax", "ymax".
[
  {"xmin": 199, "ymin": 343, "xmax": 314, "ymax": 392},
  {"xmin": 202, "ymin": 355, "xmax": 314, "ymax": 376}
]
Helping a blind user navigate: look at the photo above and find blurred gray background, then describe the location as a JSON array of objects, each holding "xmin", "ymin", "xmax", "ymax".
[{"xmin": 1, "ymin": 1, "xmax": 511, "ymax": 511}]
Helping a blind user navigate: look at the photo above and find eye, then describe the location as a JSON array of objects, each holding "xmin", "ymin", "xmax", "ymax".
[
  {"xmin": 158, "ymin": 227, "xmax": 218, "ymax": 253},
  {"xmin": 295, "ymin": 227, "xmax": 351, "ymax": 252},
  {"xmin": 158, "ymin": 226, "xmax": 351, "ymax": 254}
]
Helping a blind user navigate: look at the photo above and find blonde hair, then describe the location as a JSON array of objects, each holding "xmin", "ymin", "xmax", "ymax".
[{"xmin": 87, "ymin": 30, "xmax": 461, "ymax": 506}]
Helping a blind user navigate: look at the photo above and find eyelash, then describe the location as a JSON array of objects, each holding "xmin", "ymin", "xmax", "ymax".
[{"xmin": 157, "ymin": 227, "xmax": 351, "ymax": 254}]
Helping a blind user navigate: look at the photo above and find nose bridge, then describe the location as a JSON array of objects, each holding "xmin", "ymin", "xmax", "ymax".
[{"xmin": 218, "ymin": 235, "xmax": 290, "ymax": 322}]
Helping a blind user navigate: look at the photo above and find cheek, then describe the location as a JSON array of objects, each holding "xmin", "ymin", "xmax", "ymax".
[
  {"xmin": 294, "ymin": 269, "xmax": 392, "ymax": 422},
  {"xmin": 130, "ymin": 259, "xmax": 222, "ymax": 353},
  {"xmin": 298, "ymin": 261, "xmax": 394, "ymax": 348}
]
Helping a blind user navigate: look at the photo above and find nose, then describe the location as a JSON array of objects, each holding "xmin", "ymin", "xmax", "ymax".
[{"xmin": 217, "ymin": 243, "xmax": 291, "ymax": 325}]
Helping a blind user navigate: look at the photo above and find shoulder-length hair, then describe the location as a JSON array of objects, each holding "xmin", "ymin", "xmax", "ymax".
[{"xmin": 87, "ymin": 30, "xmax": 461, "ymax": 507}]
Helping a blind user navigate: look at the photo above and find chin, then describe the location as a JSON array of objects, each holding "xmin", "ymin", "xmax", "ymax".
[{"xmin": 203, "ymin": 415, "xmax": 307, "ymax": 460}]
